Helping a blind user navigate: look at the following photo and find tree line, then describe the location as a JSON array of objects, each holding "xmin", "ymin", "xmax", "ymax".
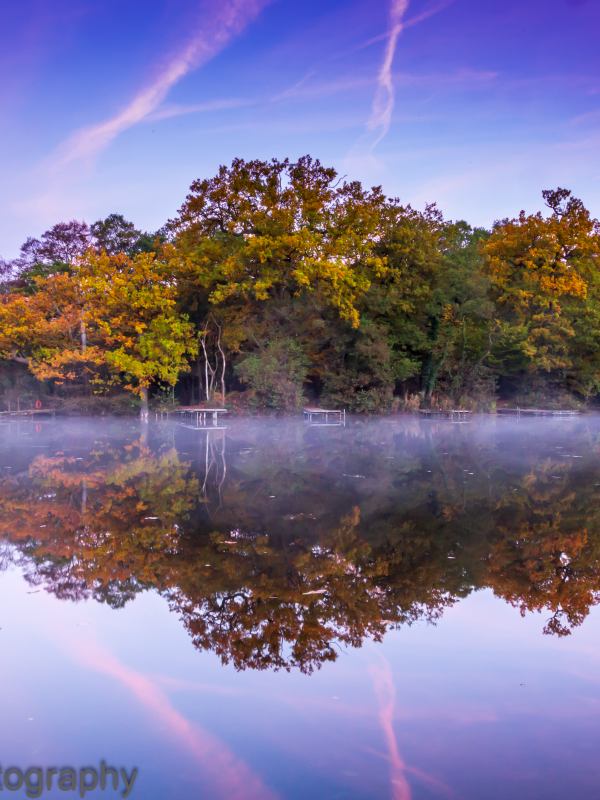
[{"xmin": 2, "ymin": 156, "xmax": 600, "ymax": 415}]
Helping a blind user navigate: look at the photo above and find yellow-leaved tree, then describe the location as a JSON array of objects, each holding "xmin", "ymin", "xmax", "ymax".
[
  {"xmin": 80, "ymin": 251, "xmax": 198, "ymax": 417},
  {"xmin": 484, "ymin": 188, "xmax": 600, "ymax": 393},
  {"xmin": 0, "ymin": 251, "xmax": 197, "ymax": 416},
  {"xmin": 166, "ymin": 156, "xmax": 389, "ymax": 406}
]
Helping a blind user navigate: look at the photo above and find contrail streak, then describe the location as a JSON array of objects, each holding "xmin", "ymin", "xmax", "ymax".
[
  {"xmin": 52, "ymin": 0, "xmax": 272, "ymax": 167},
  {"xmin": 366, "ymin": 0, "xmax": 410, "ymax": 147}
]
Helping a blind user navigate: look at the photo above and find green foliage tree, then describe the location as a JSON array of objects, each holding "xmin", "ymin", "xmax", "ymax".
[
  {"xmin": 91, "ymin": 213, "xmax": 167, "ymax": 257},
  {"xmin": 2, "ymin": 167, "xmax": 600, "ymax": 412},
  {"xmin": 235, "ymin": 338, "xmax": 309, "ymax": 410}
]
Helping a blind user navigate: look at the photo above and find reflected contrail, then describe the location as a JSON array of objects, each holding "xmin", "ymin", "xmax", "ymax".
[
  {"xmin": 63, "ymin": 635, "xmax": 280, "ymax": 800},
  {"xmin": 368, "ymin": 653, "xmax": 412, "ymax": 800}
]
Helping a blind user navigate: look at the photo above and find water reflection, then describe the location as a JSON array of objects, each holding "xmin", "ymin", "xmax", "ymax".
[{"xmin": 1, "ymin": 417, "xmax": 600, "ymax": 674}]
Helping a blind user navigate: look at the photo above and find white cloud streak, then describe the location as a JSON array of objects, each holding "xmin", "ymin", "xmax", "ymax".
[
  {"xmin": 366, "ymin": 0, "xmax": 411, "ymax": 147},
  {"xmin": 51, "ymin": 0, "xmax": 272, "ymax": 168},
  {"xmin": 403, "ymin": 0, "xmax": 455, "ymax": 30},
  {"xmin": 145, "ymin": 97, "xmax": 254, "ymax": 123}
]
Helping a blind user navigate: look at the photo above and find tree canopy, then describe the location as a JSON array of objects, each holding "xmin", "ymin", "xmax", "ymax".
[{"xmin": 2, "ymin": 158, "xmax": 600, "ymax": 414}]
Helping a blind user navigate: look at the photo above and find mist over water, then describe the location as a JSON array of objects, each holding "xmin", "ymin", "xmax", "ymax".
[{"xmin": 2, "ymin": 415, "xmax": 600, "ymax": 798}]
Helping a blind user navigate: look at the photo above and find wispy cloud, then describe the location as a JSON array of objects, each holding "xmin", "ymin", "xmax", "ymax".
[
  {"xmin": 328, "ymin": 0, "xmax": 455, "ymax": 66},
  {"xmin": 50, "ymin": 0, "xmax": 273, "ymax": 168},
  {"xmin": 273, "ymin": 70, "xmax": 318, "ymax": 100},
  {"xmin": 345, "ymin": 0, "xmax": 411, "ymax": 171},
  {"xmin": 393, "ymin": 68, "xmax": 499, "ymax": 88},
  {"xmin": 366, "ymin": 0, "xmax": 411, "ymax": 147},
  {"xmin": 274, "ymin": 75, "xmax": 373, "ymax": 102},
  {"xmin": 570, "ymin": 108, "xmax": 600, "ymax": 126},
  {"xmin": 403, "ymin": 0, "xmax": 456, "ymax": 30},
  {"xmin": 145, "ymin": 97, "xmax": 255, "ymax": 123},
  {"xmin": 346, "ymin": 0, "xmax": 460, "ymax": 171}
]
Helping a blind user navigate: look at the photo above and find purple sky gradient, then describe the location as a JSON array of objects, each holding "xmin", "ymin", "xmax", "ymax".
[{"xmin": 2, "ymin": 0, "xmax": 600, "ymax": 257}]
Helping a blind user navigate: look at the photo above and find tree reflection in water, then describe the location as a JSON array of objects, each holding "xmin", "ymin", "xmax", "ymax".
[{"xmin": 2, "ymin": 418, "xmax": 600, "ymax": 673}]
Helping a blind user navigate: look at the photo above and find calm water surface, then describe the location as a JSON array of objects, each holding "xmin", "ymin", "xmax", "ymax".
[{"xmin": 1, "ymin": 415, "xmax": 600, "ymax": 799}]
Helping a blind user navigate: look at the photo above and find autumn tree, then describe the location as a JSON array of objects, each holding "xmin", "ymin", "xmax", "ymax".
[
  {"xmin": 4, "ymin": 174, "xmax": 600, "ymax": 411},
  {"xmin": 0, "ymin": 251, "xmax": 197, "ymax": 414},
  {"xmin": 81, "ymin": 251, "xmax": 198, "ymax": 417},
  {"xmin": 0, "ymin": 270, "xmax": 103, "ymax": 390},
  {"xmin": 168, "ymin": 155, "xmax": 389, "ymax": 407},
  {"xmin": 484, "ymin": 188, "xmax": 600, "ymax": 398}
]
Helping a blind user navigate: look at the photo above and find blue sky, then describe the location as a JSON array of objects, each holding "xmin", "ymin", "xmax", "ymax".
[{"xmin": 2, "ymin": 0, "xmax": 600, "ymax": 257}]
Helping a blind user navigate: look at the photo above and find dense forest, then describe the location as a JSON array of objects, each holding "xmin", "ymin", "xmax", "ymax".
[{"xmin": 2, "ymin": 156, "xmax": 600, "ymax": 416}]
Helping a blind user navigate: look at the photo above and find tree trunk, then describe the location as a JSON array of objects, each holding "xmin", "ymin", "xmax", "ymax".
[
  {"xmin": 80, "ymin": 312, "xmax": 91, "ymax": 394},
  {"xmin": 215, "ymin": 319, "xmax": 226, "ymax": 406},
  {"xmin": 426, "ymin": 355, "xmax": 446, "ymax": 398},
  {"xmin": 140, "ymin": 386, "xmax": 149, "ymax": 420},
  {"xmin": 201, "ymin": 334, "xmax": 210, "ymax": 402},
  {"xmin": 421, "ymin": 317, "xmax": 440, "ymax": 397},
  {"xmin": 197, "ymin": 351, "xmax": 202, "ymax": 406},
  {"xmin": 9, "ymin": 351, "xmax": 29, "ymax": 365}
]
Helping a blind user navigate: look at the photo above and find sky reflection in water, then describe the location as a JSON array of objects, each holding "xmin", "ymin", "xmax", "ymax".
[{"xmin": 1, "ymin": 415, "xmax": 600, "ymax": 799}]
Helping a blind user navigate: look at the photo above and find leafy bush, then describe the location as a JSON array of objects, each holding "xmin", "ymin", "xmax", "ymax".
[{"xmin": 235, "ymin": 340, "xmax": 309, "ymax": 410}]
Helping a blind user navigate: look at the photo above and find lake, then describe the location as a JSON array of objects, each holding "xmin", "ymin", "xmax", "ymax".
[{"xmin": 1, "ymin": 414, "xmax": 600, "ymax": 799}]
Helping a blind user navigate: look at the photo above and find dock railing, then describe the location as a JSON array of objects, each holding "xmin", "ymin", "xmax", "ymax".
[
  {"xmin": 418, "ymin": 409, "xmax": 471, "ymax": 419},
  {"xmin": 171, "ymin": 407, "xmax": 229, "ymax": 427},
  {"xmin": 497, "ymin": 407, "xmax": 579, "ymax": 417},
  {"xmin": 0, "ymin": 409, "xmax": 56, "ymax": 419},
  {"xmin": 303, "ymin": 407, "xmax": 346, "ymax": 426}
]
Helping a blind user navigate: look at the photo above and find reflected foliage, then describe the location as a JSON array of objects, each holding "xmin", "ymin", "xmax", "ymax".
[{"xmin": 2, "ymin": 419, "xmax": 600, "ymax": 671}]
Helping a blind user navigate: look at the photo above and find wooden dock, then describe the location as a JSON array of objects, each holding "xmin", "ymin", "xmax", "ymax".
[
  {"xmin": 419, "ymin": 409, "xmax": 472, "ymax": 419},
  {"xmin": 173, "ymin": 407, "xmax": 228, "ymax": 426},
  {"xmin": 0, "ymin": 409, "xmax": 56, "ymax": 419},
  {"xmin": 497, "ymin": 408, "xmax": 579, "ymax": 417},
  {"xmin": 303, "ymin": 407, "xmax": 346, "ymax": 425}
]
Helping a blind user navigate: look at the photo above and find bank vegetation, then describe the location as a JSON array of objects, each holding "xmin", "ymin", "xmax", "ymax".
[{"xmin": 2, "ymin": 157, "xmax": 600, "ymax": 415}]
